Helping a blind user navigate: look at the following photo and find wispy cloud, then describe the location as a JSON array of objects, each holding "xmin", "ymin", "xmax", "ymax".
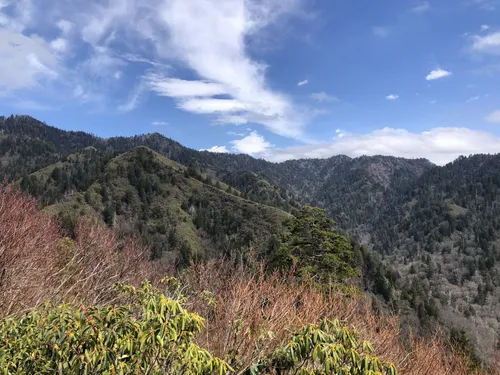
[
  {"xmin": 372, "ymin": 26, "xmax": 389, "ymax": 37},
  {"xmin": 469, "ymin": 0, "xmax": 497, "ymax": 11},
  {"xmin": 309, "ymin": 92, "xmax": 338, "ymax": 102},
  {"xmin": 411, "ymin": 1, "xmax": 430, "ymax": 14},
  {"xmin": 0, "ymin": 0, "xmax": 307, "ymax": 139},
  {"xmin": 466, "ymin": 95, "xmax": 480, "ymax": 102},
  {"xmin": 386, "ymin": 94, "xmax": 399, "ymax": 100},
  {"xmin": 485, "ymin": 110, "xmax": 500, "ymax": 123},
  {"xmin": 470, "ymin": 31, "xmax": 500, "ymax": 54},
  {"xmin": 297, "ymin": 79, "xmax": 308, "ymax": 86},
  {"xmin": 426, "ymin": 68, "xmax": 452, "ymax": 81},
  {"xmin": 151, "ymin": 121, "xmax": 168, "ymax": 126},
  {"xmin": 481, "ymin": 24, "xmax": 490, "ymax": 31},
  {"xmin": 146, "ymin": 75, "xmax": 229, "ymax": 98},
  {"xmin": 0, "ymin": 28, "xmax": 58, "ymax": 92},
  {"xmin": 139, "ymin": 0, "xmax": 304, "ymax": 138}
]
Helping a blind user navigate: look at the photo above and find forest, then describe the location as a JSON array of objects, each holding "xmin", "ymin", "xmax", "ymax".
[{"xmin": 1, "ymin": 115, "xmax": 500, "ymax": 373}]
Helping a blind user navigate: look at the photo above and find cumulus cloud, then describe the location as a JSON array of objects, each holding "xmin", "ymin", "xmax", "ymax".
[
  {"xmin": 386, "ymin": 94, "xmax": 399, "ymax": 100},
  {"xmin": 411, "ymin": 2, "xmax": 430, "ymax": 13},
  {"xmin": 310, "ymin": 92, "xmax": 338, "ymax": 102},
  {"xmin": 200, "ymin": 145, "xmax": 229, "ymax": 153},
  {"xmin": 231, "ymin": 131, "xmax": 272, "ymax": 155},
  {"xmin": 297, "ymin": 79, "xmax": 308, "ymax": 86},
  {"xmin": 485, "ymin": 110, "xmax": 500, "ymax": 123},
  {"xmin": 372, "ymin": 27, "xmax": 389, "ymax": 37},
  {"xmin": 264, "ymin": 127, "xmax": 500, "ymax": 165},
  {"xmin": 426, "ymin": 68, "xmax": 452, "ymax": 81}
]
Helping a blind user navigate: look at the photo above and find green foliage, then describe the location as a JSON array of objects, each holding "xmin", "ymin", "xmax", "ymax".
[
  {"xmin": 245, "ymin": 319, "xmax": 397, "ymax": 375},
  {"xmin": 0, "ymin": 280, "xmax": 231, "ymax": 375},
  {"xmin": 273, "ymin": 206, "xmax": 359, "ymax": 283},
  {"xmin": 450, "ymin": 328, "xmax": 480, "ymax": 371}
]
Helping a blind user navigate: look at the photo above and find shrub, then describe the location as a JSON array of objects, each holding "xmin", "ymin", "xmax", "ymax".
[
  {"xmin": 245, "ymin": 319, "xmax": 397, "ymax": 375},
  {"xmin": 0, "ymin": 280, "xmax": 231, "ymax": 375}
]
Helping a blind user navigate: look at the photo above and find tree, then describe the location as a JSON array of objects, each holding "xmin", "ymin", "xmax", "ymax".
[{"xmin": 273, "ymin": 207, "xmax": 358, "ymax": 283}]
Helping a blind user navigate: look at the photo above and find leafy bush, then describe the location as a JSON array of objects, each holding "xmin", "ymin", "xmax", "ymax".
[
  {"xmin": 0, "ymin": 277, "xmax": 398, "ymax": 375},
  {"xmin": 245, "ymin": 319, "xmax": 396, "ymax": 375},
  {"xmin": 0, "ymin": 280, "xmax": 231, "ymax": 375}
]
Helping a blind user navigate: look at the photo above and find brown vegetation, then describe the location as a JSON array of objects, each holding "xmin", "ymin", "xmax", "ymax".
[
  {"xmin": 0, "ymin": 184, "xmax": 498, "ymax": 374},
  {"xmin": 0, "ymin": 185, "xmax": 154, "ymax": 315},
  {"xmin": 180, "ymin": 261, "xmax": 499, "ymax": 375}
]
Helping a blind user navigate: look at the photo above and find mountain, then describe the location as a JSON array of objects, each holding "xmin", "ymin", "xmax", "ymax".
[
  {"xmin": 21, "ymin": 145, "xmax": 290, "ymax": 263},
  {"xmin": 3, "ymin": 114, "xmax": 500, "ymax": 362}
]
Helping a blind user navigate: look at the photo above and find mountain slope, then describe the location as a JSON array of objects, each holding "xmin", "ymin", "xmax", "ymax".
[
  {"xmin": 5, "ymin": 114, "xmax": 500, "ymax": 361},
  {"xmin": 24, "ymin": 146, "xmax": 290, "ymax": 263}
]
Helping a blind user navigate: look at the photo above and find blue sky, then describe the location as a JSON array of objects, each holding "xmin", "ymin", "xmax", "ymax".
[{"xmin": 1, "ymin": 0, "xmax": 500, "ymax": 164}]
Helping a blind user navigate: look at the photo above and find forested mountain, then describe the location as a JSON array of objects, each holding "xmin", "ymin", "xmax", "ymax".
[
  {"xmin": 20, "ymin": 146, "xmax": 289, "ymax": 264},
  {"xmin": 2, "ymin": 114, "xmax": 500, "ymax": 363}
]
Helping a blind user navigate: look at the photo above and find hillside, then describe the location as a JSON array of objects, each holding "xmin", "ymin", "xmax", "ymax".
[
  {"xmin": 21, "ymin": 146, "xmax": 290, "ymax": 263},
  {"xmin": 3, "ymin": 114, "xmax": 500, "ymax": 362}
]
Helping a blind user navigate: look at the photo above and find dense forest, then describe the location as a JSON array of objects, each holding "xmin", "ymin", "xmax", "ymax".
[{"xmin": 1, "ymin": 114, "xmax": 500, "ymax": 370}]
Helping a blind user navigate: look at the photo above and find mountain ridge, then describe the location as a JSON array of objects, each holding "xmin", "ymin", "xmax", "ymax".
[{"xmin": 3, "ymin": 114, "xmax": 500, "ymax": 362}]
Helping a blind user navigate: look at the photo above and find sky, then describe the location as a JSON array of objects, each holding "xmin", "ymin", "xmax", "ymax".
[{"xmin": 1, "ymin": 0, "xmax": 500, "ymax": 165}]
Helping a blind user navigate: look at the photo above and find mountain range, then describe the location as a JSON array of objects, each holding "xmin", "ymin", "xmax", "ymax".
[{"xmin": 2, "ymin": 114, "xmax": 500, "ymax": 362}]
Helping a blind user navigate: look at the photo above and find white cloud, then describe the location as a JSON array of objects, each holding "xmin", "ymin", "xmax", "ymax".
[
  {"xmin": 57, "ymin": 19, "xmax": 74, "ymax": 35},
  {"xmin": 426, "ymin": 68, "xmax": 452, "ymax": 81},
  {"xmin": 485, "ymin": 110, "xmax": 500, "ymax": 123},
  {"xmin": 178, "ymin": 98, "xmax": 248, "ymax": 114},
  {"xmin": 200, "ymin": 145, "xmax": 229, "ymax": 153},
  {"xmin": 411, "ymin": 1, "xmax": 430, "ymax": 13},
  {"xmin": 215, "ymin": 115, "xmax": 249, "ymax": 125},
  {"xmin": 227, "ymin": 130, "xmax": 248, "ymax": 136},
  {"xmin": 372, "ymin": 26, "xmax": 389, "ymax": 37},
  {"xmin": 0, "ymin": 0, "xmax": 307, "ymax": 136},
  {"xmin": 470, "ymin": 0, "xmax": 497, "ymax": 11},
  {"xmin": 310, "ymin": 91, "xmax": 338, "ymax": 102},
  {"xmin": 50, "ymin": 37, "xmax": 68, "ymax": 53},
  {"xmin": 145, "ymin": 75, "xmax": 229, "ymax": 98},
  {"xmin": 231, "ymin": 130, "xmax": 272, "ymax": 155},
  {"xmin": 0, "ymin": 29, "xmax": 59, "ymax": 92},
  {"xmin": 118, "ymin": 81, "xmax": 147, "ymax": 111},
  {"xmin": 466, "ymin": 95, "xmax": 480, "ymax": 102},
  {"xmin": 297, "ymin": 79, "xmax": 308, "ymax": 86},
  {"xmin": 151, "ymin": 121, "xmax": 168, "ymax": 126},
  {"xmin": 481, "ymin": 24, "xmax": 490, "ymax": 31},
  {"xmin": 471, "ymin": 32, "xmax": 500, "ymax": 54},
  {"xmin": 386, "ymin": 94, "xmax": 399, "ymax": 100},
  {"xmin": 265, "ymin": 127, "xmax": 500, "ymax": 165},
  {"xmin": 143, "ymin": 0, "xmax": 303, "ymax": 138},
  {"xmin": 0, "ymin": 0, "xmax": 34, "ymax": 32}
]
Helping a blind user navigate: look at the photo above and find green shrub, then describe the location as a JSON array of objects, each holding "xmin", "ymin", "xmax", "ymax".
[
  {"xmin": 0, "ymin": 279, "xmax": 397, "ymax": 375},
  {"xmin": 245, "ymin": 319, "xmax": 397, "ymax": 375},
  {"xmin": 0, "ymin": 280, "xmax": 231, "ymax": 375}
]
